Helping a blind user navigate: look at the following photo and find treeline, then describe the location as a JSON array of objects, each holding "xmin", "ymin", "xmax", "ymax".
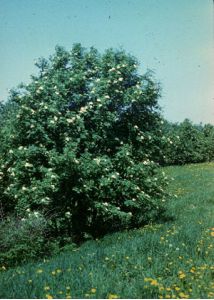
[{"xmin": 161, "ymin": 119, "xmax": 214, "ymax": 165}]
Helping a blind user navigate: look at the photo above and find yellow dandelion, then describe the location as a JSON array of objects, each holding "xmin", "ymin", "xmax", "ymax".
[
  {"xmin": 150, "ymin": 279, "xmax": 158, "ymax": 286},
  {"xmin": 66, "ymin": 295, "xmax": 71, "ymax": 299},
  {"xmin": 91, "ymin": 288, "xmax": 96, "ymax": 293},
  {"xmin": 44, "ymin": 286, "xmax": 50, "ymax": 291},
  {"xmin": 66, "ymin": 286, "xmax": 71, "ymax": 290},
  {"xmin": 58, "ymin": 291, "xmax": 63, "ymax": 295},
  {"xmin": 175, "ymin": 287, "xmax": 180, "ymax": 291},
  {"xmin": 51, "ymin": 271, "xmax": 56, "ymax": 275},
  {"xmin": 208, "ymin": 292, "xmax": 214, "ymax": 298},
  {"xmin": 179, "ymin": 292, "xmax": 189, "ymax": 298},
  {"xmin": 178, "ymin": 271, "xmax": 186, "ymax": 279},
  {"xmin": 46, "ymin": 294, "xmax": 53, "ymax": 299},
  {"xmin": 108, "ymin": 294, "xmax": 119, "ymax": 299},
  {"xmin": 210, "ymin": 231, "xmax": 214, "ymax": 237},
  {"xmin": 56, "ymin": 269, "xmax": 62, "ymax": 273},
  {"xmin": 28, "ymin": 279, "xmax": 32, "ymax": 284},
  {"xmin": 36, "ymin": 269, "xmax": 43, "ymax": 274}
]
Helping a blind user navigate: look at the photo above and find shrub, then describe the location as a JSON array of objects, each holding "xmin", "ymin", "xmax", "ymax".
[
  {"xmin": 0, "ymin": 44, "xmax": 168, "ymax": 243},
  {"xmin": 161, "ymin": 119, "xmax": 214, "ymax": 165},
  {"xmin": 0, "ymin": 213, "xmax": 49, "ymax": 267}
]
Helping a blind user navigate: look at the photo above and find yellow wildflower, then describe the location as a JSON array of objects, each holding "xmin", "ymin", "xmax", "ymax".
[
  {"xmin": 36, "ymin": 269, "xmax": 43, "ymax": 274},
  {"xmin": 46, "ymin": 294, "xmax": 53, "ymax": 299},
  {"xmin": 179, "ymin": 292, "xmax": 189, "ymax": 298},
  {"xmin": 150, "ymin": 279, "xmax": 158, "ymax": 286},
  {"xmin": 108, "ymin": 294, "xmax": 119, "ymax": 299},
  {"xmin": 44, "ymin": 286, "xmax": 50, "ymax": 291},
  {"xmin": 178, "ymin": 271, "xmax": 186, "ymax": 279},
  {"xmin": 91, "ymin": 288, "xmax": 96, "ymax": 293}
]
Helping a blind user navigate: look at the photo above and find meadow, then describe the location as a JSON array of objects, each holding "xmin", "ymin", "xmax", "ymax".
[{"xmin": 0, "ymin": 162, "xmax": 213, "ymax": 299}]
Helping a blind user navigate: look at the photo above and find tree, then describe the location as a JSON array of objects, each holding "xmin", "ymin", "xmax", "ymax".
[{"xmin": 0, "ymin": 44, "xmax": 168, "ymax": 242}]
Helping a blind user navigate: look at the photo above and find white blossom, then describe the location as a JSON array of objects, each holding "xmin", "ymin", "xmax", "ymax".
[
  {"xmin": 25, "ymin": 162, "xmax": 33, "ymax": 168},
  {"xmin": 93, "ymin": 158, "xmax": 101, "ymax": 165},
  {"xmin": 65, "ymin": 211, "xmax": 71, "ymax": 217},
  {"xmin": 79, "ymin": 106, "xmax": 87, "ymax": 114},
  {"xmin": 67, "ymin": 117, "xmax": 75, "ymax": 124}
]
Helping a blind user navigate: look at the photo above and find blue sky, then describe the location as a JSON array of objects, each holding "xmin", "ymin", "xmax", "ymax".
[{"xmin": 0, "ymin": 0, "xmax": 213, "ymax": 124}]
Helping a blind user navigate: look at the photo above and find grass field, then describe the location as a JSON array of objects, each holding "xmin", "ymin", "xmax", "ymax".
[{"xmin": 0, "ymin": 163, "xmax": 213, "ymax": 299}]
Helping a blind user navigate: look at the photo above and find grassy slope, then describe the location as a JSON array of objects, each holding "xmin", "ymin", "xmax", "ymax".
[{"xmin": 0, "ymin": 163, "xmax": 213, "ymax": 299}]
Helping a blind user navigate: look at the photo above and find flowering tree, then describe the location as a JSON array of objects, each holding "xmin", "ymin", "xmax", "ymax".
[{"xmin": 0, "ymin": 44, "xmax": 168, "ymax": 241}]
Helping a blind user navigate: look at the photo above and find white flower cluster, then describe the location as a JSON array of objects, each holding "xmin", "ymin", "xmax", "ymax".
[
  {"xmin": 67, "ymin": 117, "xmax": 76, "ymax": 124},
  {"xmin": 110, "ymin": 172, "xmax": 120, "ymax": 179},
  {"xmin": 93, "ymin": 158, "xmax": 101, "ymax": 165},
  {"xmin": 24, "ymin": 162, "xmax": 33, "ymax": 168},
  {"xmin": 65, "ymin": 211, "xmax": 71, "ymax": 218}
]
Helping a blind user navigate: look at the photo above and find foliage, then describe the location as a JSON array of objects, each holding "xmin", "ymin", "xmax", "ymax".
[
  {"xmin": 0, "ymin": 44, "xmax": 168, "ymax": 245},
  {"xmin": 161, "ymin": 119, "xmax": 214, "ymax": 165},
  {"xmin": 0, "ymin": 213, "xmax": 50, "ymax": 266},
  {"xmin": 0, "ymin": 163, "xmax": 213, "ymax": 299}
]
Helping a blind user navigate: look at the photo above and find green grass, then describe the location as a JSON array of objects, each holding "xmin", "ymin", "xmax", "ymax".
[{"xmin": 0, "ymin": 163, "xmax": 214, "ymax": 299}]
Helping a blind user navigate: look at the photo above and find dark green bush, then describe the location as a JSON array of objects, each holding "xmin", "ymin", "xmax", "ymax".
[
  {"xmin": 0, "ymin": 44, "xmax": 168, "ymax": 246},
  {"xmin": 0, "ymin": 213, "xmax": 51, "ymax": 267}
]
